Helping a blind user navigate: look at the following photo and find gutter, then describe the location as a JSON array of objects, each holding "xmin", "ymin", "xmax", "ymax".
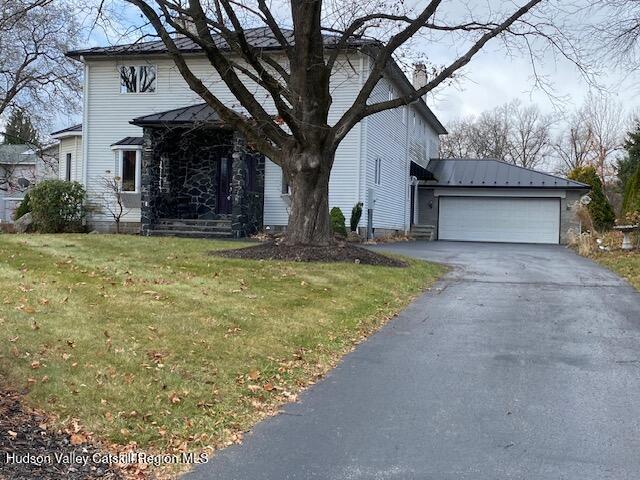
[{"xmin": 81, "ymin": 57, "xmax": 89, "ymax": 187}]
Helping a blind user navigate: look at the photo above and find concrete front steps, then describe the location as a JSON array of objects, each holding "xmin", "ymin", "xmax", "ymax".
[
  {"xmin": 147, "ymin": 218, "xmax": 233, "ymax": 238},
  {"xmin": 411, "ymin": 224, "xmax": 436, "ymax": 241}
]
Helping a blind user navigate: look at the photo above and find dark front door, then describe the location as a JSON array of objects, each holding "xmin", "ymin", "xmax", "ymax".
[{"xmin": 216, "ymin": 157, "xmax": 233, "ymax": 214}]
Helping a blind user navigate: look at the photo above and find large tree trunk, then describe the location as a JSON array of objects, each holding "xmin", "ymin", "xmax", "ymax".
[{"xmin": 284, "ymin": 152, "xmax": 333, "ymax": 246}]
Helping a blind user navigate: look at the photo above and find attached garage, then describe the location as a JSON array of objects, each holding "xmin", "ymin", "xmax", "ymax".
[
  {"xmin": 415, "ymin": 159, "xmax": 591, "ymax": 245},
  {"xmin": 438, "ymin": 196, "xmax": 560, "ymax": 244}
]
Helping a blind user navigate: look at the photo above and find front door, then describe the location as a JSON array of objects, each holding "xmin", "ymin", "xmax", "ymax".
[{"xmin": 216, "ymin": 157, "xmax": 233, "ymax": 214}]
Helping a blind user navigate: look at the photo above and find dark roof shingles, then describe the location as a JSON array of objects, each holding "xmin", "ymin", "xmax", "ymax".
[
  {"xmin": 130, "ymin": 103, "xmax": 227, "ymax": 126},
  {"xmin": 111, "ymin": 136, "xmax": 144, "ymax": 146},
  {"xmin": 51, "ymin": 123, "xmax": 82, "ymax": 136},
  {"xmin": 426, "ymin": 158, "xmax": 589, "ymax": 190}
]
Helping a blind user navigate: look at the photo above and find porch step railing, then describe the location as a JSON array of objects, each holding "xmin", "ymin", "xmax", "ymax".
[
  {"xmin": 411, "ymin": 224, "xmax": 436, "ymax": 241},
  {"xmin": 148, "ymin": 217, "xmax": 233, "ymax": 239}
]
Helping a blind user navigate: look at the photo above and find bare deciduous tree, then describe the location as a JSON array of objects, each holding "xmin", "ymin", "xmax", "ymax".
[
  {"xmin": 0, "ymin": 0, "xmax": 82, "ymax": 122},
  {"xmin": 440, "ymin": 100, "xmax": 553, "ymax": 169},
  {"xmin": 553, "ymin": 110, "xmax": 594, "ymax": 174},
  {"xmin": 99, "ymin": 175, "xmax": 131, "ymax": 234},
  {"xmin": 553, "ymin": 92, "xmax": 628, "ymax": 186},
  {"xmin": 108, "ymin": 0, "xmax": 585, "ymax": 245}
]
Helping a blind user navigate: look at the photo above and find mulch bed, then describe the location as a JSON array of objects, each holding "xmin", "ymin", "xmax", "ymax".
[
  {"xmin": 0, "ymin": 389, "xmax": 122, "ymax": 480},
  {"xmin": 212, "ymin": 242, "xmax": 408, "ymax": 267}
]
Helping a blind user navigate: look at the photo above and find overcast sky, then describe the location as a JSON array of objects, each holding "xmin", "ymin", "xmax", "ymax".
[{"xmin": 48, "ymin": 0, "xmax": 637, "ymax": 140}]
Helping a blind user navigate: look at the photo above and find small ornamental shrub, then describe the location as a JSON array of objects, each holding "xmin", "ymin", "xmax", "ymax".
[
  {"xmin": 13, "ymin": 192, "xmax": 31, "ymax": 220},
  {"xmin": 29, "ymin": 180, "xmax": 87, "ymax": 233},
  {"xmin": 330, "ymin": 207, "xmax": 347, "ymax": 237},
  {"xmin": 568, "ymin": 166, "xmax": 615, "ymax": 231},
  {"xmin": 350, "ymin": 202, "xmax": 363, "ymax": 232}
]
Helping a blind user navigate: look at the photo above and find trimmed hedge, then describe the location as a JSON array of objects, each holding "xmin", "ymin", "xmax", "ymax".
[
  {"xmin": 350, "ymin": 202, "xmax": 363, "ymax": 232},
  {"xmin": 28, "ymin": 180, "xmax": 87, "ymax": 233},
  {"xmin": 330, "ymin": 207, "xmax": 347, "ymax": 237}
]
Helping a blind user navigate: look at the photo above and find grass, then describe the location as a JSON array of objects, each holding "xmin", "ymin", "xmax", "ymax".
[
  {"xmin": 0, "ymin": 234, "xmax": 444, "ymax": 454},
  {"xmin": 591, "ymin": 249, "xmax": 640, "ymax": 292}
]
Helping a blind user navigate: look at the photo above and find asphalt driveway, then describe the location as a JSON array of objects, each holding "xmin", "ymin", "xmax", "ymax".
[{"xmin": 185, "ymin": 242, "xmax": 640, "ymax": 480}]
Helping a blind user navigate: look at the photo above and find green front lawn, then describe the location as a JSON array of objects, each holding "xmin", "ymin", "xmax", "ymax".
[
  {"xmin": 592, "ymin": 250, "xmax": 640, "ymax": 291},
  {"xmin": 0, "ymin": 235, "xmax": 444, "ymax": 454}
]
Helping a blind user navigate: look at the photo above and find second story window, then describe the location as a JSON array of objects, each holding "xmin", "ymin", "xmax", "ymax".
[
  {"xmin": 120, "ymin": 65, "xmax": 156, "ymax": 93},
  {"xmin": 374, "ymin": 157, "xmax": 382, "ymax": 185}
]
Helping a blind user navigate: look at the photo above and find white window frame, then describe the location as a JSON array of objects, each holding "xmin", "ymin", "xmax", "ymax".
[
  {"xmin": 111, "ymin": 145, "xmax": 142, "ymax": 193},
  {"xmin": 374, "ymin": 157, "xmax": 382, "ymax": 185},
  {"xmin": 119, "ymin": 64, "xmax": 157, "ymax": 94},
  {"xmin": 388, "ymin": 86, "xmax": 394, "ymax": 101}
]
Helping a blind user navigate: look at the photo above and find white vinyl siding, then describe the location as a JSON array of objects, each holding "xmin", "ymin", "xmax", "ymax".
[
  {"xmin": 58, "ymin": 136, "xmax": 82, "ymax": 182},
  {"xmin": 361, "ymin": 66, "xmax": 441, "ymax": 233},
  {"xmin": 438, "ymin": 196, "xmax": 561, "ymax": 244},
  {"xmin": 84, "ymin": 54, "xmax": 363, "ymax": 225}
]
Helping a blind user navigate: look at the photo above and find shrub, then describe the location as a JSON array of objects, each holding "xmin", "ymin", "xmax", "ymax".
[
  {"xmin": 568, "ymin": 166, "xmax": 615, "ymax": 231},
  {"xmin": 330, "ymin": 207, "xmax": 347, "ymax": 237},
  {"xmin": 29, "ymin": 180, "xmax": 87, "ymax": 233},
  {"xmin": 12, "ymin": 192, "xmax": 31, "ymax": 220},
  {"xmin": 350, "ymin": 202, "xmax": 363, "ymax": 232}
]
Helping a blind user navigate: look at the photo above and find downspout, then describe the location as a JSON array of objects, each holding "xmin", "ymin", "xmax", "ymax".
[
  {"xmin": 81, "ymin": 58, "xmax": 89, "ymax": 188},
  {"xmin": 404, "ymin": 107, "xmax": 410, "ymax": 234},
  {"xmin": 355, "ymin": 54, "xmax": 364, "ymax": 228},
  {"xmin": 359, "ymin": 55, "xmax": 369, "ymax": 235}
]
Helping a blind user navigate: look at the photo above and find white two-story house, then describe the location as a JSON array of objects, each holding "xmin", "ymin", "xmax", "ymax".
[
  {"xmin": 56, "ymin": 27, "xmax": 588, "ymax": 244},
  {"xmin": 55, "ymin": 27, "xmax": 445, "ymax": 238}
]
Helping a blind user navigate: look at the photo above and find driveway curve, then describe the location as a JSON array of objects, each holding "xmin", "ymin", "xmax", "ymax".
[{"xmin": 185, "ymin": 242, "xmax": 640, "ymax": 480}]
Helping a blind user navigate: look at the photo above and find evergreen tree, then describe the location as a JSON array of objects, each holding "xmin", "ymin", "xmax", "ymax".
[
  {"xmin": 2, "ymin": 109, "xmax": 39, "ymax": 145},
  {"xmin": 617, "ymin": 121, "xmax": 640, "ymax": 192},
  {"xmin": 568, "ymin": 166, "xmax": 616, "ymax": 231},
  {"xmin": 622, "ymin": 165, "xmax": 640, "ymax": 216}
]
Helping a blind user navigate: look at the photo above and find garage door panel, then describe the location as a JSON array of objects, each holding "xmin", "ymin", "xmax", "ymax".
[{"xmin": 438, "ymin": 196, "xmax": 560, "ymax": 244}]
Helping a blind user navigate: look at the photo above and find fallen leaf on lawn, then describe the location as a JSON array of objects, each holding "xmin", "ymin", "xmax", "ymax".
[
  {"xmin": 39, "ymin": 298, "xmax": 49, "ymax": 305},
  {"xmin": 9, "ymin": 336, "xmax": 18, "ymax": 343},
  {"xmin": 263, "ymin": 383, "xmax": 274, "ymax": 392},
  {"xmin": 31, "ymin": 321, "xmax": 39, "ymax": 330},
  {"xmin": 7, "ymin": 430, "xmax": 17, "ymax": 440},
  {"xmin": 30, "ymin": 360, "xmax": 41, "ymax": 369},
  {"xmin": 70, "ymin": 433, "xmax": 86, "ymax": 445},
  {"xmin": 62, "ymin": 353, "xmax": 71, "ymax": 361},
  {"xmin": 169, "ymin": 393, "xmax": 181, "ymax": 404},
  {"xmin": 248, "ymin": 369, "xmax": 260, "ymax": 380}
]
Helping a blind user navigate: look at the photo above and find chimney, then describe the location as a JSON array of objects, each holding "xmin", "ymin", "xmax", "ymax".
[{"xmin": 412, "ymin": 63, "xmax": 427, "ymax": 91}]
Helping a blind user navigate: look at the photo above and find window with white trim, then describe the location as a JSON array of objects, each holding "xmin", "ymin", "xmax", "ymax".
[
  {"xmin": 374, "ymin": 157, "xmax": 382, "ymax": 185},
  {"xmin": 114, "ymin": 149, "xmax": 142, "ymax": 193},
  {"xmin": 119, "ymin": 65, "xmax": 157, "ymax": 93}
]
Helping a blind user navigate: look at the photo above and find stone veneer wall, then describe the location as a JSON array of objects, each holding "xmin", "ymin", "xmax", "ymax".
[
  {"xmin": 230, "ymin": 133, "xmax": 265, "ymax": 237},
  {"xmin": 141, "ymin": 127, "xmax": 264, "ymax": 237}
]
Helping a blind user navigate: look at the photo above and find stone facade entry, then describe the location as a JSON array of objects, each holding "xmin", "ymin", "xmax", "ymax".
[{"xmin": 138, "ymin": 124, "xmax": 265, "ymax": 238}]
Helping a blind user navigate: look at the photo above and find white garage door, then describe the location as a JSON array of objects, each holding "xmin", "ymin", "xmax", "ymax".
[{"xmin": 438, "ymin": 196, "xmax": 560, "ymax": 244}]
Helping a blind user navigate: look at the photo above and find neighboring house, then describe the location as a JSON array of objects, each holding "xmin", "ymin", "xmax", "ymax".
[
  {"xmin": 0, "ymin": 144, "xmax": 58, "ymax": 223},
  {"xmin": 51, "ymin": 124, "xmax": 83, "ymax": 182},
  {"xmin": 57, "ymin": 28, "xmax": 588, "ymax": 244}
]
